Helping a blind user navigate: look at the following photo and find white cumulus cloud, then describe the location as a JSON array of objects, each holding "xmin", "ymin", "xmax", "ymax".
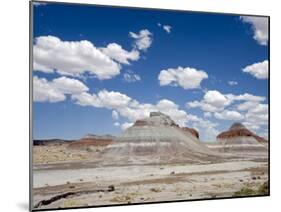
[
  {"xmin": 245, "ymin": 112, "xmax": 268, "ymax": 125},
  {"xmin": 227, "ymin": 93, "xmax": 266, "ymax": 102},
  {"xmin": 70, "ymin": 92, "xmax": 101, "ymax": 107},
  {"xmin": 129, "ymin": 29, "xmax": 153, "ymax": 51},
  {"xmin": 188, "ymin": 90, "xmax": 231, "ymax": 112},
  {"xmin": 100, "ymin": 43, "xmax": 140, "ymax": 64},
  {"xmin": 188, "ymin": 90, "xmax": 266, "ymax": 116},
  {"xmin": 33, "ymin": 36, "xmax": 122, "ymax": 79},
  {"xmin": 214, "ymin": 110, "xmax": 244, "ymax": 121},
  {"xmin": 240, "ymin": 16, "xmax": 268, "ymax": 46},
  {"xmin": 236, "ymin": 101, "xmax": 259, "ymax": 111},
  {"xmin": 33, "ymin": 76, "xmax": 88, "ymax": 103},
  {"xmin": 187, "ymin": 88, "xmax": 268, "ymax": 135},
  {"xmin": 244, "ymin": 103, "xmax": 268, "ymax": 126},
  {"xmin": 52, "ymin": 76, "xmax": 89, "ymax": 94},
  {"xmin": 158, "ymin": 66, "xmax": 208, "ymax": 90},
  {"xmin": 72, "ymin": 90, "xmax": 191, "ymax": 127},
  {"xmin": 33, "ymin": 76, "xmax": 65, "ymax": 103},
  {"xmin": 203, "ymin": 90, "xmax": 231, "ymax": 108},
  {"xmin": 242, "ymin": 60, "xmax": 268, "ymax": 79},
  {"xmin": 232, "ymin": 97, "xmax": 268, "ymax": 135}
]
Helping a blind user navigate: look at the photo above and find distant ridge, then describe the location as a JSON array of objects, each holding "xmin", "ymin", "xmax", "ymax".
[
  {"xmin": 83, "ymin": 134, "xmax": 115, "ymax": 140},
  {"xmin": 33, "ymin": 139, "xmax": 75, "ymax": 146},
  {"xmin": 68, "ymin": 134, "xmax": 115, "ymax": 149}
]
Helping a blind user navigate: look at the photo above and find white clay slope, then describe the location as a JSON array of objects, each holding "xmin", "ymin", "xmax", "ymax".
[{"xmin": 100, "ymin": 112, "xmax": 225, "ymax": 165}]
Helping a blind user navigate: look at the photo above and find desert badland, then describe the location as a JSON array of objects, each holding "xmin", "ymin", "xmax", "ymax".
[{"xmin": 32, "ymin": 112, "xmax": 268, "ymax": 209}]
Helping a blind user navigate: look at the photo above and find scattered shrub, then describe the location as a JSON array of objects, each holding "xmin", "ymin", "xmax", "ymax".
[{"xmin": 233, "ymin": 182, "xmax": 269, "ymax": 197}]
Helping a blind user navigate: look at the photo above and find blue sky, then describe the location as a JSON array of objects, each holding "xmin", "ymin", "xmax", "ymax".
[{"xmin": 32, "ymin": 2, "xmax": 269, "ymax": 141}]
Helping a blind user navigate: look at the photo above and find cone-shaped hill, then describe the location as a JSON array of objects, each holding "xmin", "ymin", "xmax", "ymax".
[
  {"xmin": 213, "ymin": 122, "xmax": 268, "ymax": 157},
  {"xmin": 217, "ymin": 122, "xmax": 267, "ymax": 145},
  {"xmin": 100, "ymin": 112, "xmax": 223, "ymax": 165}
]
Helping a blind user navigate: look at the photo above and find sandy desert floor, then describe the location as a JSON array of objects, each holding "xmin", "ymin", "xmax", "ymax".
[
  {"xmin": 33, "ymin": 144, "xmax": 104, "ymax": 164},
  {"xmin": 32, "ymin": 144, "xmax": 268, "ymax": 210}
]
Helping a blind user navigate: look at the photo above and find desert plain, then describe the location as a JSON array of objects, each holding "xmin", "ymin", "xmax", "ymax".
[{"xmin": 32, "ymin": 113, "xmax": 268, "ymax": 210}]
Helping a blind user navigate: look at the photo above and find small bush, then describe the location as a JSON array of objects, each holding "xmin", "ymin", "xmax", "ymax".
[
  {"xmin": 257, "ymin": 182, "xmax": 269, "ymax": 195},
  {"xmin": 233, "ymin": 182, "xmax": 269, "ymax": 197},
  {"xmin": 234, "ymin": 187, "xmax": 256, "ymax": 196}
]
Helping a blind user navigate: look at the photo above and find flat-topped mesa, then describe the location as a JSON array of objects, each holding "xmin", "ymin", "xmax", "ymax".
[
  {"xmin": 100, "ymin": 112, "xmax": 223, "ymax": 165},
  {"xmin": 134, "ymin": 112, "xmax": 179, "ymax": 127},
  {"xmin": 83, "ymin": 134, "xmax": 115, "ymax": 140},
  {"xmin": 134, "ymin": 112, "xmax": 199, "ymax": 140}
]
